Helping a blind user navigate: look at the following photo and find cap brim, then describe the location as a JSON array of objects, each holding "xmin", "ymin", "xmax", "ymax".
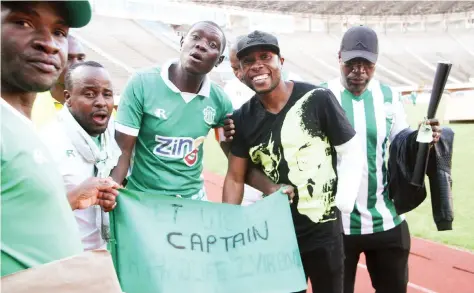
[
  {"xmin": 341, "ymin": 50, "xmax": 378, "ymax": 64},
  {"xmin": 237, "ymin": 44, "xmax": 280, "ymax": 59},
  {"xmin": 63, "ymin": 1, "xmax": 92, "ymax": 28}
]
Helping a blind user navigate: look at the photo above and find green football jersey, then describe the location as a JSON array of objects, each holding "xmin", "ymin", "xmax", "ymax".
[
  {"xmin": 116, "ymin": 60, "xmax": 233, "ymax": 198},
  {"xmin": 1, "ymin": 98, "xmax": 83, "ymax": 277},
  {"xmin": 321, "ymin": 79, "xmax": 407, "ymax": 235}
]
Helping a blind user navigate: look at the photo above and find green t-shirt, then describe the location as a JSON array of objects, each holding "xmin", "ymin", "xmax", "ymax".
[
  {"xmin": 116, "ymin": 61, "xmax": 233, "ymax": 198},
  {"xmin": 1, "ymin": 99, "xmax": 83, "ymax": 277}
]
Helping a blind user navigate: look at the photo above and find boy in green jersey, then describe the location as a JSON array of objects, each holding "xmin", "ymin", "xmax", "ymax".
[{"xmin": 113, "ymin": 21, "xmax": 289, "ymax": 199}]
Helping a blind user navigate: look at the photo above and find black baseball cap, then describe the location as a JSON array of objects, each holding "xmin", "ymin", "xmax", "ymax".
[
  {"xmin": 340, "ymin": 25, "xmax": 378, "ymax": 63},
  {"xmin": 236, "ymin": 30, "xmax": 280, "ymax": 59}
]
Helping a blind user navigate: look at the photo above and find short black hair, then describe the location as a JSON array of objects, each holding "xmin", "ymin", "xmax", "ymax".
[
  {"xmin": 186, "ymin": 20, "xmax": 227, "ymax": 53},
  {"xmin": 65, "ymin": 61, "xmax": 104, "ymax": 91}
]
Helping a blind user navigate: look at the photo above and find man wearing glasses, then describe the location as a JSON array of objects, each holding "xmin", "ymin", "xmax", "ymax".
[{"xmin": 321, "ymin": 25, "xmax": 441, "ymax": 293}]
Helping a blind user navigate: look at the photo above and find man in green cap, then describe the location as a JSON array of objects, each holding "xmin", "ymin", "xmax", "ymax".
[{"xmin": 0, "ymin": 1, "xmax": 121, "ymax": 277}]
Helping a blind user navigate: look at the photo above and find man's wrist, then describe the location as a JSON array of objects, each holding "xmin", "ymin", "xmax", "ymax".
[{"xmin": 264, "ymin": 184, "xmax": 282, "ymax": 197}]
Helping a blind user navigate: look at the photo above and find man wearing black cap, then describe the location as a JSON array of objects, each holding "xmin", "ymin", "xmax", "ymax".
[
  {"xmin": 1, "ymin": 1, "xmax": 121, "ymax": 277},
  {"xmin": 321, "ymin": 25, "xmax": 441, "ymax": 293},
  {"xmin": 222, "ymin": 30, "xmax": 364, "ymax": 293}
]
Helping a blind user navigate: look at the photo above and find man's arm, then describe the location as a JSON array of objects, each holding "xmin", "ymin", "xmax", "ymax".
[
  {"xmin": 111, "ymin": 131, "xmax": 137, "ymax": 185},
  {"xmin": 223, "ymin": 154, "xmax": 248, "ymax": 204},
  {"xmin": 318, "ymin": 88, "xmax": 364, "ymax": 214},
  {"xmin": 333, "ymin": 136, "xmax": 364, "ymax": 213},
  {"xmin": 110, "ymin": 72, "xmax": 143, "ymax": 184},
  {"xmin": 220, "ymin": 141, "xmax": 280, "ymax": 195}
]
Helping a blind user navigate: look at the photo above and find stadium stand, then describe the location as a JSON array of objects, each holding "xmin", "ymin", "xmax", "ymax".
[{"xmin": 79, "ymin": 0, "xmax": 473, "ymax": 120}]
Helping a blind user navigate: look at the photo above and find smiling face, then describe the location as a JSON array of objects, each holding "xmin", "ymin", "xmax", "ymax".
[
  {"xmin": 1, "ymin": 2, "xmax": 68, "ymax": 93},
  {"xmin": 239, "ymin": 47, "xmax": 284, "ymax": 95},
  {"xmin": 65, "ymin": 65, "xmax": 114, "ymax": 136},
  {"xmin": 179, "ymin": 22, "xmax": 225, "ymax": 75}
]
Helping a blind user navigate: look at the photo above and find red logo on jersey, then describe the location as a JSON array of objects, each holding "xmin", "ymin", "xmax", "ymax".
[
  {"xmin": 184, "ymin": 149, "xmax": 199, "ymax": 166},
  {"xmin": 183, "ymin": 137, "xmax": 205, "ymax": 166}
]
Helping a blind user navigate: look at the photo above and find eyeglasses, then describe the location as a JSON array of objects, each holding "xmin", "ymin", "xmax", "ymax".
[{"xmin": 343, "ymin": 61, "xmax": 376, "ymax": 71}]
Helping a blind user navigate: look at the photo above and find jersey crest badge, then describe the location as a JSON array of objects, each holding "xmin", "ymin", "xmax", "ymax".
[{"xmin": 203, "ymin": 106, "xmax": 216, "ymax": 125}]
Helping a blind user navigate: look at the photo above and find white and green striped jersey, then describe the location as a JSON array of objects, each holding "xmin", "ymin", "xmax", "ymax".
[{"xmin": 321, "ymin": 78, "xmax": 409, "ymax": 235}]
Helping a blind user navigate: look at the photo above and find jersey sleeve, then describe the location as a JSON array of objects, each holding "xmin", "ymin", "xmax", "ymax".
[
  {"xmin": 316, "ymin": 88, "xmax": 356, "ymax": 146},
  {"xmin": 389, "ymin": 89, "xmax": 410, "ymax": 142},
  {"xmin": 230, "ymin": 109, "xmax": 249, "ymax": 158},
  {"xmin": 215, "ymin": 93, "xmax": 234, "ymax": 128},
  {"xmin": 115, "ymin": 73, "xmax": 144, "ymax": 136}
]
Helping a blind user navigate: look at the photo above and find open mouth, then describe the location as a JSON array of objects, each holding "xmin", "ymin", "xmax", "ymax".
[
  {"xmin": 190, "ymin": 52, "xmax": 203, "ymax": 62},
  {"xmin": 92, "ymin": 112, "xmax": 109, "ymax": 125}
]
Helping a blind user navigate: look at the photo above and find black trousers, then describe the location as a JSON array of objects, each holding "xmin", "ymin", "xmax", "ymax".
[
  {"xmin": 343, "ymin": 220, "xmax": 411, "ymax": 293},
  {"xmin": 293, "ymin": 233, "xmax": 345, "ymax": 293}
]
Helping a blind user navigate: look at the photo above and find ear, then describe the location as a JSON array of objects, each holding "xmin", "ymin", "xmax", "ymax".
[
  {"xmin": 215, "ymin": 55, "xmax": 225, "ymax": 67},
  {"xmin": 64, "ymin": 90, "xmax": 72, "ymax": 106},
  {"xmin": 280, "ymin": 56, "xmax": 285, "ymax": 67}
]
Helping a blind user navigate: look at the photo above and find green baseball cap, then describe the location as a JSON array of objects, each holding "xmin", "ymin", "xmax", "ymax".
[{"xmin": 61, "ymin": 1, "xmax": 92, "ymax": 28}]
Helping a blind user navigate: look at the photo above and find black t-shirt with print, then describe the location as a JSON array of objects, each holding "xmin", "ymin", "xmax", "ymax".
[{"xmin": 231, "ymin": 82, "xmax": 356, "ymax": 253}]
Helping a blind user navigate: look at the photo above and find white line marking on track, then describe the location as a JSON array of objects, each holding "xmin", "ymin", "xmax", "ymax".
[{"xmin": 357, "ymin": 263, "xmax": 438, "ymax": 293}]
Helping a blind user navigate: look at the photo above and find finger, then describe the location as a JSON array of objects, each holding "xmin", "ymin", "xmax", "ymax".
[
  {"xmin": 99, "ymin": 178, "xmax": 121, "ymax": 189},
  {"xmin": 282, "ymin": 188, "xmax": 296, "ymax": 201},
  {"xmin": 431, "ymin": 126, "xmax": 441, "ymax": 133},
  {"xmin": 99, "ymin": 199, "xmax": 117, "ymax": 211},
  {"xmin": 226, "ymin": 113, "xmax": 233, "ymax": 118},
  {"xmin": 432, "ymin": 132, "xmax": 441, "ymax": 142},
  {"xmin": 427, "ymin": 118, "xmax": 439, "ymax": 126},
  {"xmin": 103, "ymin": 202, "xmax": 118, "ymax": 213},
  {"xmin": 98, "ymin": 192, "xmax": 117, "ymax": 201},
  {"xmin": 223, "ymin": 124, "xmax": 235, "ymax": 131},
  {"xmin": 97, "ymin": 187, "xmax": 119, "ymax": 196},
  {"xmin": 224, "ymin": 130, "xmax": 235, "ymax": 136}
]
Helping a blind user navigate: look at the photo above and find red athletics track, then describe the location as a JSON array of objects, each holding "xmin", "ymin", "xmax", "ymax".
[{"xmin": 203, "ymin": 171, "xmax": 474, "ymax": 293}]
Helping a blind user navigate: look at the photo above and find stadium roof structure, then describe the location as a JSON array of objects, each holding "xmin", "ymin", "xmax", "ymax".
[{"xmin": 179, "ymin": 1, "xmax": 474, "ymax": 16}]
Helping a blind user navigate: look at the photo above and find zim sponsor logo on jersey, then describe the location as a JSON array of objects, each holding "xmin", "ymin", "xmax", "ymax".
[
  {"xmin": 203, "ymin": 106, "xmax": 216, "ymax": 125},
  {"xmin": 153, "ymin": 135, "xmax": 206, "ymax": 166}
]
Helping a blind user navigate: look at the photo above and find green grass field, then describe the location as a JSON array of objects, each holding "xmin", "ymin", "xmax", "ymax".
[{"xmin": 203, "ymin": 100, "xmax": 474, "ymax": 251}]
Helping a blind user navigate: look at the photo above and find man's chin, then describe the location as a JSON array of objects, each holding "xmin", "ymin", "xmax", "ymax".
[
  {"xmin": 255, "ymin": 88, "xmax": 273, "ymax": 95},
  {"xmin": 88, "ymin": 125, "xmax": 108, "ymax": 137},
  {"xmin": 22, "ymin": 80, "xmax": 56, "ymax": 93},
  {"xmin": 183, "ymin": 63, "xmax": 209, "ymax": 76}
]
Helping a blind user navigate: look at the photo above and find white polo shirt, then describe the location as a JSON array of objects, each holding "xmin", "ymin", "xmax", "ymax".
[{"xmin": 39, "ymin": 116, "xmax": 115, "ymax": 251}]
